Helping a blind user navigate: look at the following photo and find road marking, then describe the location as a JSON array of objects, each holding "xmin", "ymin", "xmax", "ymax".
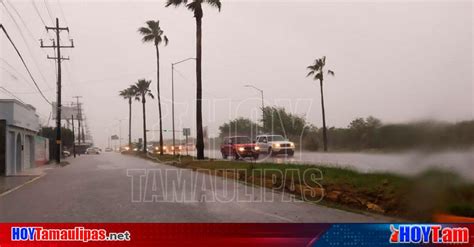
[{"xmin": 0, "ymin": 175, "xmax": 44, "ymax": 198}]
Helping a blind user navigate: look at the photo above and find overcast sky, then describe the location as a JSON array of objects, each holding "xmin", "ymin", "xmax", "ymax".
[{"xmin": 1, "ymin": 0, "xmax": 472, "ymax": 148}]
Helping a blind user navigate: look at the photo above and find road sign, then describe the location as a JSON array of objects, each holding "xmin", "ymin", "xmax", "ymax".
[{"xmin": 183, "ymin": 128, "xmax": 191, "ymax": 136}]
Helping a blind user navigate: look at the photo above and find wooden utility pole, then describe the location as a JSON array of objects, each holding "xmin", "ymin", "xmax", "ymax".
[
  {"xmin": 73, "ymin": 96, "xmax": 82, "ymax": 154},
  {"xmin": 72, "ymin": 114, "xmax": 76, "ymax": 158},
  {"xmin": 40, "ymin": 18, "xmax": 74, "ymax": 164}
]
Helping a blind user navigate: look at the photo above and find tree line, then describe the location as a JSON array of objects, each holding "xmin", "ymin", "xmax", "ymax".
[{"xmin": 218, "ymin": 106, "xmax": 474, "ymax": 151}]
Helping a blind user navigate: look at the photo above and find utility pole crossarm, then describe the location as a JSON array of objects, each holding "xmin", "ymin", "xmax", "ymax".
[
  {"xmin": 47, "ymin": 55, "xmax": 70, "ymax": 60},
  {"xmin": 39, "ymin": 17, "xmax": 74, "ymax": 164},
  {"xmin": 46, "ymin": 26, "xmax": 69, "ymax": 31}
]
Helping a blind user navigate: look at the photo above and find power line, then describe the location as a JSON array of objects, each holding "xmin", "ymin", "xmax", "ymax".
[
  {"xmin": 0, "ymin": 58, "xmax": 51, "ymax": 93},
  {"xmin": 31, "ymin": 0, "xmax": 49, "ymax": 27},
  {"xmin": 0, "ymin": 86, "xmax": 26, "ymax": 104},
  {"xmin": 43, "ymin": 0, "xmax": 55, "ymax": 24},
  {"xmin": 0, "ymin": 66, "xmax": 19, "ymax": 80},
  {"xmin": 4, "ymin": 0, "xmax": 36, "ymax": 42},
  {"xmin": 57, "ymin": 0, "xmax": 68, "ymax": 27},
  {"xmin": 1, "ymin": 0, "xmax": 54, "ymax": 91},
  {"xmin": 0, "ymin": 24, "xmax": 52, "ymax": 105}
]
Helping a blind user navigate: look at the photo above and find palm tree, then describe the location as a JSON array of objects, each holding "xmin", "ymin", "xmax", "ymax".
[
  {"xmin": 306, "ymin": 56, "xmax": 335, "ymax": 152},
  {"xmin": 132, "ymin": 79, "xmax": 154, "ymax": 154},
  {"xmin": 138, "ymin": 20, "xmax": 168, "ymax": 155},
  {"xmin": 165, "ymin": 0, "xmax": 222, "ymax": 160},
  {"xmin": 119, "ymin": 86, "xmax": 136, "ymax": 149}
]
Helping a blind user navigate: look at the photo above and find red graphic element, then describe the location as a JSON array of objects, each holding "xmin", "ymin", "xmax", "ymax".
[{"xmin": 390, "ymin": 225, "xmax": 399, "ymax": 243}]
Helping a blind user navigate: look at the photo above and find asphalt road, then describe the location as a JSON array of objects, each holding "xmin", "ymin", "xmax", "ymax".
[{"xmin": 0, "ymin": 153, "xmax": 389, "ymax": 222}]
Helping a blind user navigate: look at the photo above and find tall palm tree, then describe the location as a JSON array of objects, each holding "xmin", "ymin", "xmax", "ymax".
[
  {"xmin": 119, "ymin": 86, "xmax": 136, "ymax": 149},
  {"xmin": 132, "ymin": 79, "xmax": 154, "ymax": 154},
  {"xmin": 165, "ymin": 0, "xmax": 222, "ymax": 160},
  {"xmin": 138, "ymin": 20, "xmax": 168, "ymax": 156},
  {"xmin": 306, "ymin": 56, "xmax": 335, "ymax": 152}
]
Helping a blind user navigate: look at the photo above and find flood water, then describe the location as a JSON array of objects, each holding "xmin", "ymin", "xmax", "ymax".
[{"xmin": 189, "ymin": 148, "xmax": 474, "ymax": 181}]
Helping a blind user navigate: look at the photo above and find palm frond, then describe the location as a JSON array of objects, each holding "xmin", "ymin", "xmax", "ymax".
[
  {"xmin": 307, "ymin": 65, "xmax": 317, "ymax": 70},
  {"xmin": 137, "ymin": 27, "xmax": 151, "ymax": 35},
  {"xmin": 142, "ymin": 34, "xmax": 155, "ymax": 43},
  {"xmin": 165, "ymin": 0, "xmax": 187, "ymax": 7},
  {"xmin": 327, "ymin": 70, "xmax": 335, "ymax": 76},
  {"xmin": 164, "ymin": 35, "xmax": 169, "ymax": 46},
  {"xmin": 146, "ymin": 20, "xmax": 158, "ymax": 30},
  {"xmin": 315, "ymin": 73, "xmax": 323, "ymax": 81},
  {"xmin": 186, "ymin": 1, "xmax": 199, "ymax": 12},
  {"xmin": 206, "ymin": 0, "xmax": 222, "ymax": 11},
  {"xmin": 306, "ymin": 70, "xmax": 315, "ymax": 77}
]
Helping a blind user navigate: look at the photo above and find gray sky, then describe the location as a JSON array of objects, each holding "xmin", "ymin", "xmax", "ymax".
[{"xmin": 1, "ymin": 0, "xmax": 472, "ymax": 148}]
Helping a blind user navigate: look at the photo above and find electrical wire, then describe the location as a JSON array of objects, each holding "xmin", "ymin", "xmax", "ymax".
[
  {"xmin": 31, "ymin": 0, "xmax": 48, "ymax": 27},
  {"xmin": 1, "ymin": 24, "xmax": 52, "ymax": 105},
  {"xmin": 1, "ymin": 0, "xmax": 54, "ymax": 91},
  {"xmin": 57, "ymin": 0, "xmax": 68, "ymax": 27},
  {"xmin": 43, "ymin": 0, "xmax": 54, "ymax": 24},
  {"xmin": 0, "ymin": 86, "xmax": 26, "ymax": 104}
]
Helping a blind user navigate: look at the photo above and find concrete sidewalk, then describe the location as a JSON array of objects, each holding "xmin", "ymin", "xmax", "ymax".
[{"xmin": 0, "ymin": 164, "xmax": 57, "ymax": 195}]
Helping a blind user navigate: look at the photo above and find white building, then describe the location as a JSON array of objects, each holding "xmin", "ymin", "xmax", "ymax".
[{"xmin": 0, "ymin": 99, "xmax": 48, "ymax": 176}]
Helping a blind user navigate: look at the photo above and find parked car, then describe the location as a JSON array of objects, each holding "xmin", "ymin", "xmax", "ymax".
[
  {"xmin": 255, "ymin": 134, "xmax": 295, "ymax": 156},
  {"xmin": 86, "ymin": 147, "xmax": 101, "ymax": 155},
  {"xmin": 62, "ymin": 150, "xmax": 71, "ymax": 157},
  {"xmin": 221, "ymin": 136, "xmax": 260, "ymax": 160},
  {"xmin": 104, "ymin": 147, "xmax": 113, "ymax": 152}
]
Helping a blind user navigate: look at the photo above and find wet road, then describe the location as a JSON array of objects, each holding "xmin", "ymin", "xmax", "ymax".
[
  {"xmin": 198, "ymin": 148, "xmax": 474, "ymax": 181},
  {"xmin": 0, "ymin": 153, "xmax": 388, "ymax": 222}
]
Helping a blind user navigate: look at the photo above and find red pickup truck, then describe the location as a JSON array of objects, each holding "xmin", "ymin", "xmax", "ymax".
[{"xmin": 221, "ymin": 136, "xmax": 260, "ymax": 160}]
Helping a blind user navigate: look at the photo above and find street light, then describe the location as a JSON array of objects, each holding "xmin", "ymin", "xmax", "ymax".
[
  {"xmin": 244, "ymin": 84, "xmax": 265, "ymax": 129},
  {"xmin": 172, "ymin": 57, "xmax": 196, "ymax": 156},
  {"xmin": 116, "ymin": 119, "xmax": 126, "ymax": 149}
]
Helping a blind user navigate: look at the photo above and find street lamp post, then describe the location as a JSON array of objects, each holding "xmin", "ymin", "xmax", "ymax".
[
  {"xmin": 244, "ymin": 84, "xmax": 265, "ymax": 129},
  {"xmin": 117, "ymin": 119, "xmax": 125, "ymax": 149},
  {"xmin": 171, "ymin": 57, "xmax": 196, "ymax": 156}
]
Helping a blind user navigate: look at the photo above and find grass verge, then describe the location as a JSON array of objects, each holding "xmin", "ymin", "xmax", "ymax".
[{"xmin": 123, "ymin": 151, "xmax": 474, "ymax": 221}]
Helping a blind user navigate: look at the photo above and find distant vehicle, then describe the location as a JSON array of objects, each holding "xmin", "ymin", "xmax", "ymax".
[
  {"xmin": 105, "ymin": 147, "xmax": 113, "ymax": 152},
  {"xmin": 170, "ymin": 145, "xmax": 182, "ymax": 153},
  {"xmin": 184, "ymin": 143, "xmax": 195, "ymax": 151},
  {"xmin": 221, "ymin": 136, "xmax": 260, "ymax": 160},
  {"xmin": 62, "ymin": 150, "xmax": 71, "ymax": 157},
  {"xmin": 86, "ymin": 147, "xmax": 101, "ymax": 155},
  {"xmin": 255, "ymin": 134, "xmax": 295, "ymax": 156}
]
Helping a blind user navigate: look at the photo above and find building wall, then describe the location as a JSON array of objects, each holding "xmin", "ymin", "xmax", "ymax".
[
  {"xmin": 35, "ymin": 136, "xmax": 49, "ymax": 166},
  {"xmin": 0, "ymin": 100, "xmax": 44, "ymax": 176},
  {"xmin": 0, "ymin": 120, "xmax": 6, "ymax": 176}
]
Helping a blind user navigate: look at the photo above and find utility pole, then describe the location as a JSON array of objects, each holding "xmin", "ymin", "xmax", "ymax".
[
  {"xmin": 117, "ymin": 119, "xmax": 124, "ymax": 148},
  {"xmin": 73, "ymin": 96, "xmax": 82, "ymax": 152},
  {"xmin": 71, "ymin": 114, "xmax": 76, "ymax": 158},
  {"xmin": 40, "ymin": 18, "xmax": 74, "ymax": 164}
]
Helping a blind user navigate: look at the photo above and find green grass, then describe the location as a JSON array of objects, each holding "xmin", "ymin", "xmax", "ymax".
[{"xmin": 127, "ymin": 152, "xmax": 474, "ymax": 220}]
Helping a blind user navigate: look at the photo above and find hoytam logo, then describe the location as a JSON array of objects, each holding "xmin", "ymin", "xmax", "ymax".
[
  {"xmin": 390, "ymin": 224, "xmax": 469, "ymax": 244},
  {"xmin": 11, "ymin": 226, "xmax": 131, "ymax": 242}
]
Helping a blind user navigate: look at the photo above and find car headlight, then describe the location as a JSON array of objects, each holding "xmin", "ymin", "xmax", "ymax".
[
  {"xmin": 254, "ymin": 146, "xmax": 260, "ymax": 151},
  {"xmin": 238, "ymin": 147, "xmax": 245, "ymax": 152},
  {"xmin": 290, "ymin": 143, "xmax": 295, "ymax": 148},
  {"xmin": 273, "ymin": 143, "xmax": 280, "ymax": 148},
  {"xmin": 125, "ymin": 147, "xmax": 130, "ymax": 151},
  {"xmin": 155, "ymin": 147, "xmax": 159, "ymax": 150}
]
